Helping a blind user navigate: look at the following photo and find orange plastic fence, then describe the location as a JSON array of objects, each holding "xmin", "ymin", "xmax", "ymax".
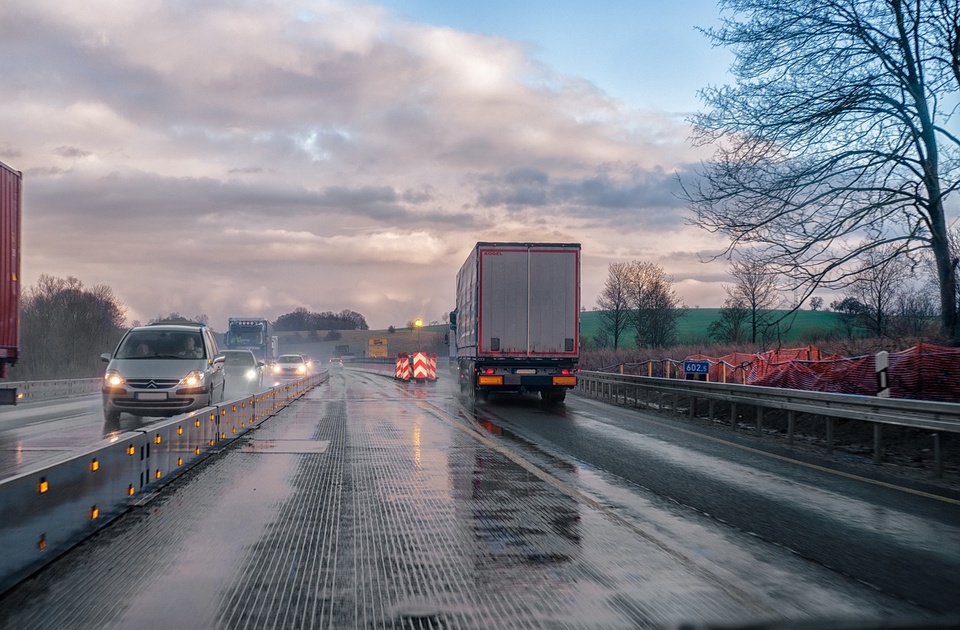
[{"xmin": 685, "ymin": 344, "xmax": 960, "ymax": 402}]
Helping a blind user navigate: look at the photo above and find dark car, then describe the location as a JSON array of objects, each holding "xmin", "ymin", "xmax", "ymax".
[{"xmin": 221, "ymin": 349, "xmax": 264, "ymax": 395}]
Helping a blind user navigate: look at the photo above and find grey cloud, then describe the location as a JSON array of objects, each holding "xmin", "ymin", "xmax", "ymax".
[
  {"xmin": 27, "ymin": 171, "xmax": 470, "ymax": 231},
  {"xmin": 475, "ymin": 165, "xmax": 692, "ymax": 230},
  {"xmin": 54, "ymin": 146, "xmax": 91, "ymax": 158}
]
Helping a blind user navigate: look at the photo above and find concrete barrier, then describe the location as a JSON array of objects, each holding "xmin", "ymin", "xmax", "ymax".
[{"xmin": 0, "ymin": 371, "xmax": 328, "ymax": 594}]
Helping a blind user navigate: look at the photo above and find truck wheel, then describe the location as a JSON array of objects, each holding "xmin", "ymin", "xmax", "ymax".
[{"xmin": 541, "ymin": 389, "xmax": 566, "ymax": 404}]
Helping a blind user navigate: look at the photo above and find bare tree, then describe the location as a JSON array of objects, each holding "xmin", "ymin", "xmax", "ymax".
[
  {"xmin": 892, "ymin": 285, "xmax": 939, "ymax": 336},
  {"xmin": 626, "ymin": 261, "xmax": 684, "ymax": 348},
  {"xmin": 13, "ymin": 275, "xmax": 126, "ymax": 379},
  {"xmin": 727, "ymin": 258, "xmax": 784, "ymax": 343},
  {"xmin": 709, "ymin": 295, "xmax": 750, "ymax": 343},
  {"xmin": 847, "ymin": 245, "xmax": 913, "ymax": 337},
  {"xmin": 831, "ymin": 296, "xmax": 869, "ymax": 339},
  {"xmin": 595, "ymin": 262, "xmax": 632, "ymax": 349},
  {"xmin": 684, "ymin": 0, "xmax": 960, "ymax": 340}
]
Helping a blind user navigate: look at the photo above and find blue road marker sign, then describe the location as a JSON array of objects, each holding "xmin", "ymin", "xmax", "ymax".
[{"xmin": 683, "ymin": 360, "xmax": 711, "ymax": 374}]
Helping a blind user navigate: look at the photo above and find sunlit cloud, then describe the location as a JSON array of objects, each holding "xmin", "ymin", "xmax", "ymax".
[{"xmin": 1, "ymin": 0, "xmax": 728, "ymax": 329}]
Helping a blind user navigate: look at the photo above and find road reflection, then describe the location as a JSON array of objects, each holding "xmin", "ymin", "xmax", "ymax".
[{"xmin": 449, "ymin": 415, "xmax": 582, "ymax": 574}]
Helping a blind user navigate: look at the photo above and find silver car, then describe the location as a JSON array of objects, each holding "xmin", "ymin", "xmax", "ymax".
[
  {"xmin": 271, "ymin": 353, "xmax": 308, "ymax": 378},
  {"xmin": 101, "ymin": 323, "xmax": 226, "ymax": 423}
]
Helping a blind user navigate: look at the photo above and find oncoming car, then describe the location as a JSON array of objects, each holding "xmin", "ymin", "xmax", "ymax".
[
  {"xmin": 272, "ymin": 353, "xmax": 309, "ymax": 378},
  {"xmin": 221, "ymin": 349, "xmax": 264, "ymax": 395},
  {"xmin": 100, "ymin": 323, "xmax": 226, "ymax": 424}
]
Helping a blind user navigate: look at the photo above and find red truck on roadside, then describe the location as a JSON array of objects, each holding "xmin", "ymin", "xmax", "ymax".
[{"xmin": 0, "ymin": 160, "xmax": 21, "ymax": 401}]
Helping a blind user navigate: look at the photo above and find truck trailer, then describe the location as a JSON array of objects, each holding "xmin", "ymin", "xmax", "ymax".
[
  {"xmin": 0, "ymin": 160, "xmax": 21, "ymax": 396},
  {"xmin": 452, "ymin": 242, "xmax": 580, "ymax": 403}
]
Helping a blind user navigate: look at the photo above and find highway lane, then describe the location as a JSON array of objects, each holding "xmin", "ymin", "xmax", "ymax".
[
  {"xmin": 461, "ymin": 387, "xmax": 960, "ymax": 615},
  {"xmin": 0, "ymin": 368, "xmax": 938, "ymax": 629},
  {"xmin": 0, "ymin": 395, "xmax": 108, "ymax": 477}
]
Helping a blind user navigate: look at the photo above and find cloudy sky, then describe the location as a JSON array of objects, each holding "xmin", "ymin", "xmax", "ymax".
[{"xmin": 1, "ymin": 0, "xmax": 738, "ymax": 330}]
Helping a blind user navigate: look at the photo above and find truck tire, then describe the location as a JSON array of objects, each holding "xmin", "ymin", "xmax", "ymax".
[{"xmin": 541, "ymin": 388, "xmax": 566, "ymax": 404}]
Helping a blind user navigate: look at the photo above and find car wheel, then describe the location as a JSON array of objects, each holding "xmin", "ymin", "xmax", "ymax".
[{"xmin": 103, "ymin": 408, "xmax": 121, "ymax": 425}]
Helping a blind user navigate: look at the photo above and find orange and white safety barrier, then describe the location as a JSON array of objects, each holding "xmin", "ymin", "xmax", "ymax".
[
  {"xmin": 412, "ymin": 351, "xmax": 429, "ymax": 380},
  {"xmin": 395, "ymin": 354, "xmax": 411, "ymax": 381}
]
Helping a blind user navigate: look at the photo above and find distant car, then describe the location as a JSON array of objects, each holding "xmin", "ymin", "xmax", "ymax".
[
  {"xmin": 272, "ymin": 353, "xmax": 308, "ymax": 377},
  {"xmin": 100, "ymin": 322, "xmax": 226, "ymax": 423},
  {"xmin": 221, "ymin": 349, "xmax": 264, "ymax": 394},
  {"xmin": 328, "ymin": 357, "xmax": 343, "ymax": 368}
]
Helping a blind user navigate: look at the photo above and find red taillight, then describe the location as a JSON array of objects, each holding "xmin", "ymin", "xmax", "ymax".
[
  {"xmin": 483, "ymin": 368, "xmax": 495, "ymax": 375},
  {"xmin": 560, "ymin": 368, "xmax": 572, "ymax": 375}
]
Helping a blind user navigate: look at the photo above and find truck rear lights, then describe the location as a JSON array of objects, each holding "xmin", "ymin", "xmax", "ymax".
[
  {"xmin": 560, "ymin": 368, "xmax": 572, "ymax": 375},
  {"xmin": 482, "ymin": 368, "xmax": 496, "ymax": 375},
  {"xmin": 478, "ymin": 375, "xmax": 503, "ymax": 386}
]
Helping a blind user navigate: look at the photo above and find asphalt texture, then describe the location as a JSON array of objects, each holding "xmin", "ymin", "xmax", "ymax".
[{"xmin": 0, "ymin": 369, "xmax": 950, "ymax": 629}]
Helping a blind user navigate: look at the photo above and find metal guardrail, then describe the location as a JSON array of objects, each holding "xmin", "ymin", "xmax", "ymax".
[
  {"xmin": 1, "ymin": 378, "xmax": 102, "ymax": 404},
  {"xmin": 577, "ymin": 370, "xmax": 960, "ymax": 476}
]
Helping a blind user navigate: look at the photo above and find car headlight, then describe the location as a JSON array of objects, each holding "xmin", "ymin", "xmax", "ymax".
[
  {"xmin": 273, "ymin": 365, "xmax": 281, "ymax": 374},
  {"xmin": 297, "ymin": 364, "xmax": 306, "ymax": 374},
  {"xmin": 245, "ymin": 368, "xmax": 257, "ymax": 380},
  {"xmin": 104, "ymin": 371, "xmax": 125, "ymax": 387},
  {"xmin": 180, "ymin": 371, "xmax": 205, "ymax": 387}
]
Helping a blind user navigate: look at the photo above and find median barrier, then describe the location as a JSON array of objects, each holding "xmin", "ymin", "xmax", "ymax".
[{"xmin": 0, "ymin": 371, "xmax": 327, "ymax": 595}]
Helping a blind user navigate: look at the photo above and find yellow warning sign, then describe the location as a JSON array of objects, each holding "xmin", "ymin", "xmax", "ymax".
[
  {"xmin": 369, "ymin": 346, "xmax": 389, "ymax": 358},
  {"xmin": 368, "ymin": 337, "xmax": 387, "ymax": 346}
]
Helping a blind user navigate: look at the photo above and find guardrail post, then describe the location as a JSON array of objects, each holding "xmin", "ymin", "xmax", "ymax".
[
  {"xmin": 826, "ymin": 417, "xmax": 834, "ymax": 453},
  {"xmin": 933, "ymin": 432, "xmax": 942, "ymax": 478},
  {"xmin": 708, "ymin": 400, "xmax": 715, "ymax": 423},
  {"xmin": 787, "ymin": 410, "xmax": 795, "ymax": 445},
  {"xmin": 873, "ymin": 424, "xmax": 882, "ymax": 464},
  {"xmin": 755, "ymin": 407, "xmax": 763, "ymax": 437},
  {"xmin": 689, "ymin": 396, "xmax": 696, "ymax": 419},
  {"xmin": 730, "ymin": 402, "xmax": 737, "ymax": 430}
]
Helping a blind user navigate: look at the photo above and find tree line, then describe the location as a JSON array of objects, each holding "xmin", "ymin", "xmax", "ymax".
[
  {"xmin": 593, "ymin": 248, "xmax": 940, "ymax": 350},
  {"xmin": 5, "ymin": 276, "xmax": 371, "ymax": 381},
  {"xmin": 272, "ymin": 307, "xmax": 369, "ymax": 332}
]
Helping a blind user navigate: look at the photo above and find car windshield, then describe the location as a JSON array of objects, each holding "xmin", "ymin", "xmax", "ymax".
[
  {"xmin": 223, "ymin": 351, "xmax": 255, "ymax": 367},
  {"xmin": 278, "ymin": 355, "xmax": 303, "ymax": 364},
  {"xmin": 116, "ymin": 331, "xmax": 205, "ymax": 359}
]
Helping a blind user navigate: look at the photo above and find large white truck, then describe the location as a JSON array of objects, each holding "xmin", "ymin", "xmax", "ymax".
[{"xmin": 452, "ymin": 242, "xmax": 580, "ymax": 403}]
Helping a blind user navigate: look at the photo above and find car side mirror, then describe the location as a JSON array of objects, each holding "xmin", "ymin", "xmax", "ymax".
[
  {"xmin": 100, "ymin": 353, "xmax": 112, "ymax": 362},
  {"xmin": 213, "ymin": 355, "xmax": 226, "ymax": 364}
]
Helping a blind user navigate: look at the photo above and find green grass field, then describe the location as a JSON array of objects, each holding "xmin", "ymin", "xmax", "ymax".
[{"xmin": 580, "ymin": 308, "xmax": 841, "ymax": 346}]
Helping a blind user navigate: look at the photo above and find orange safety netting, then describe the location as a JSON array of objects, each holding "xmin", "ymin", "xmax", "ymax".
[{"xmin": 684, "ymin": 344, "xmax": 960, "ymax": 402}]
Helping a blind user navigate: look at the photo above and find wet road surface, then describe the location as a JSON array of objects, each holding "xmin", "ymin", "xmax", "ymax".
[{"xmin": 0, "ymin": 369, "xmax": 948, "ymax": 628}]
